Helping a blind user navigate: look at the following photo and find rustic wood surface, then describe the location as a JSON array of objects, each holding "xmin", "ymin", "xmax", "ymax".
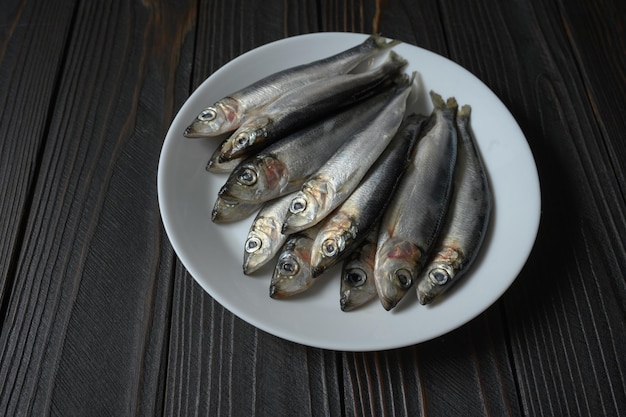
[{"xmin": 0, "ymin": 0, "xmax": 624, "ymax": 416}]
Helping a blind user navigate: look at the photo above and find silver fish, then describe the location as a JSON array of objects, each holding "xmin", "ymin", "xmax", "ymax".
[
  {"xmin": 217, "ymin": 51, "xmax": 408, "ymax": 161},
  {"xmin": 243, "ymin": 193, "xmax": 295, "ymax": 275},
  {"xmin": 416, "ymin": 105, "xmax": 491, "ymax": 304},
  {"xmin": 281, "ymin": 73, "xmax": 416, "ymax": 235},
  {"xmin": 218, "ymin": 88, "xmax": 400, "ymax": 203},
  {"xmin": 309, "ymin": 113, "xmax": 428, "ymax": 277},
  {"xmin": 269, "ymin": 223, "xmax": 323, "ymax": 299},
  {"xmin": 184, "ymin": 34, "xmax": 400, "ymax": 138},
  {"xmin": 339, "ymin": 223, "xmax": 380, "ymax": 311},
  {"xmin": 374, "ymin": 92, "xmax": 458, "ymax": 310},
  {"xmin": 205, "ymin": 140, "xmax": 248, "ymax": 173},
  {"xmin": 211, "ymin": 196, "xmax": 261, "ymax": 224}
]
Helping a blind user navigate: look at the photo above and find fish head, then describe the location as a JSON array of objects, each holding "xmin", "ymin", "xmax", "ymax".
[
  {"xmin": 340, "ymin": 264, "xmax": 377, "ymax": 311},
  {"xmin": 416, "ymin": 247, "xmax": 463, "ymax": 304},
  {"xmin": 416, "ymin": 263, "xmax": 456, "ymax": 305},
  {"xmin": 311, "ymin": 221, "xmax": 355, "ymax": 277},
  {"xmin": 242, "ymin": 218, "xmax": 281, "ymax": 274},
  {"xmin": 282, "ymin": 180, "xmax": 333, "ymax": 234},
  {"xmin": 219, "ymin": 117, "xmax": 271, "ymax": 162},
  {"xmin": 269, "ymin": 245, "xmax": 314, "ymax": 298},
  {"xmin": 184, "ymin": 98, "xmax": 241, "ymax": 137},
  {"xmin": 374, "ymin": 239, "xmax": 422, "ymax": 310},
  {"xmin": 220, "ymin": 156, "xmax": 288, "ymax": 202}
]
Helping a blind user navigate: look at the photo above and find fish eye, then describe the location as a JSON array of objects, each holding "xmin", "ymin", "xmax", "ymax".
[
  {"xmin": 245, "ymin": 237, "xmax": 262, "ymax": 253},
  {"xmin": 395, "ymin": 269, "xmax": 413, "ymax": 289},
  {"xmin": 278, "ymin": 256, "xmax": 299, "ymax": 276},
  {"xmin": 237, "ymin": 168, "xmax": 257, "ymax": 186},
  {"xmin": 198, "ymin": 108, "xmax": 217, "ymax": 121},
  {"xmin": 322, "ymin": 239, "xmax": 339, "ymax": 257},
  {"xmin": 428, "ymin": 268, "xmax": 450, "ymax": 285},
  {"xmin": 343, "ymin": 268, "xmax": 366, "ymax": 287},
  {"xmin": 236, "ymin": 131, "xmax": 254, "ymax": 146},
  {"xmin": 289, "ymin": 197, "xmax": 307, "ymax": 214}
]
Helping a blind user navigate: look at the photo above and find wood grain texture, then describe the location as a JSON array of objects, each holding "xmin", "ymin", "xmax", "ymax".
[
  {"xmin": 0, "ymin": 0, "xmax": 195, "ymax": 415},
  {"xmin": 0, "ymin": 0, "xmax": 624, "ymax": 416},
  {"xmin": 0, "ymin": 0, "xmax": 78, "ymax": 329},
  {"xmin": 429, "ymin": 0, "xmax": 626, "ymax": 416}
]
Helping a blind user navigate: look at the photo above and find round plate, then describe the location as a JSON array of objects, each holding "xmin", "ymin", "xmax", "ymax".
[{"xmin": 157, "ymin": 32, "xmax": 540, "ymax": 351}]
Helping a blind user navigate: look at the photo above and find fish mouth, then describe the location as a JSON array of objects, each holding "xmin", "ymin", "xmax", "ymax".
[
  {"xmin": 379, "ymin": 294, "xmax": 400, "ymax": 311},
  {"xmin": 269, "ymin": 278, "xmax": 312, "ymax": 299},
  {"xmin": 217, "ymin": 145, "xmax": 236, "ymax": 163},
  {"xmin": 269, "ymin": 284, "xmax": 280, "ymax": 299},
  {"xmin": 183, "ymin": 124, "xmax": 205, "ymax": 138},
  {"xmin": 416, "ymin": 289, "xmax": 434, "ymax": 305},
  {"xmin": 242, "ymin": 253, "xmax": 264, "ymax": 275},
  {"xmin": 311, "ymin": 266, "xmax": 325, "ymax": 278},
  {"xmin": 375, "ymin": 271, "xmax": 411, "ymax": 311},
  {"xmin": 339, "ymin": 295, "xmax": 352, "ymax": 311}
]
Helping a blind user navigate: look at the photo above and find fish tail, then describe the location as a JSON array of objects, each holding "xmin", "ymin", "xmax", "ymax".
[
  {"xmin": 390, "ymin": 50, "xmax": 408, "ymax": 66},
  {"xmin": 429, "ymin": 91, "xmax": 458, "ymax": 113},
  {"xmin": 446, "ymin": 96, "xmax": 458, "ymax": 111},
  {"xmin": 370, "ymin": 33, "xmax": 402, "ymax": 50},
  {"xmin": 429, "ymin": 91, "xmax": 446, "ymax": 109},
  {"xmin": 458, "ymin": 104, "xmax": 472, "ymax": 118}
]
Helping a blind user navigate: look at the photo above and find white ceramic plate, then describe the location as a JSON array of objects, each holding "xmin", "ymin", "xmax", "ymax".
[{"xmin": 157, "ymin": 32, "xmax": 540, "ymax": 351}]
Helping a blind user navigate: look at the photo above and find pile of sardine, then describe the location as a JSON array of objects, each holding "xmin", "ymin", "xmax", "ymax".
[{"xmin": 184, "ymin": 35, "xmax": 492, "ymax": 311}]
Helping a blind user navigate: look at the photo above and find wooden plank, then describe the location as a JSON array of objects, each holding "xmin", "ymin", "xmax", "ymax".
[
  {"xmin": 557, "ymin": 0, "xmax": 626, "ymax": 188},
  {"xmin": 429, "ymin": 0, "xmax": 626, "ymax": 416},
  {"xmin": 190, "ymin": 0, "xmax": 321, "ymax": 89},
  {"xmin": 164, "ymin": 269, "xmax": 343, "ymax": 416},
  {"xmin": 0, "ymin": 1, "xmax": 196, "ymax": 415},
  {"xmin": 0, "ymin": 0, "xmax": 77, "ymax": 326}
]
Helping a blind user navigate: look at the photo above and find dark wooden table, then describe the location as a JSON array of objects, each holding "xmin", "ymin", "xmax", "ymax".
[{"xmin": 1, "ymin": 1, "xmax": 624, "ymax": 416}]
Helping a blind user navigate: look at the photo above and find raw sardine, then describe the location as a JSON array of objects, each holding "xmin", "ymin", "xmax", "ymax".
[
  {"xmin": 184, "ymin": 34, "xmax": 400, "ymax": 138},
  {"xmin": 416, "ymin": 105, "xmax": 491, "ymax": 304},
  {"xmin": 269, "ymin": 223, "xmax": 323, "ymax": 298},
  {"xmin": 243, "ymin": 193, "xmax": 295, "ymax": 274},
  {"xmin": 218, "ymin": 88, "xmax": 400, "ymax": 203},
  {"xmin": 281, "ymin": 73, "xmax": 416, "ymax": 235},
  {"xmin": 374, "ymin": 92, "xmax": 458, "ymax": 310},
  {"xmin": 309, "ymin": 113, "xmax": 428, "ymax": 277},
  {"xmin": 339, "ymin": 223, "xmax": 380, "ymax": 311},
  {"xmin": 218, "ymin": 52, "xmax": 408, "ymax": 161}
]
